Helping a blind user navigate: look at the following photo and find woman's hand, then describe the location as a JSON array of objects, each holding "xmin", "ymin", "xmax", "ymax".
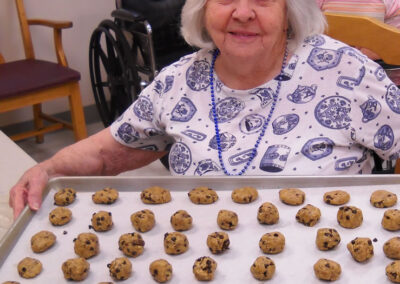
[{"xmin": 9, "ymin": 162, "xmax": 52, "ymax": 220}]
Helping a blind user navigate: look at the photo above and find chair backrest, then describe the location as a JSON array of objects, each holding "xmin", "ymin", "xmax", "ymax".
[
  {"xmin": 15, "ymin": 0, "xmax": 35, "ymax": 60},
  {"xmin": 324, "ymin": 12, "xmax": 400, "ymax": 65}
]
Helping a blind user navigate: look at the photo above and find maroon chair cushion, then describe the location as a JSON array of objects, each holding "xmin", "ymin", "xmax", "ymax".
[{"xmin": 0, "ymin": 59, "xmax": 80, "ymax": 99}]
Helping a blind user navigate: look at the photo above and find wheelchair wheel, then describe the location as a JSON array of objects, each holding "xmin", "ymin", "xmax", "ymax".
[{"xmin": 89, "ymin": 19, "xmax": 141, "ymax": 127}]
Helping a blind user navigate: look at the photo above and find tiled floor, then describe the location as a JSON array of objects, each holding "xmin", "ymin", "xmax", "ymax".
[{"xmin": 15, "ymin": 121, "xmax": 170, "ymax": 176}]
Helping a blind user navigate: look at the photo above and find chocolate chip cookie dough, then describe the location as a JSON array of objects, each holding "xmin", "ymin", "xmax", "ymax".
[
  {"xmin": 231, "ymin": 186, "xmax": 258, "ymax": 204},
  {"xmin": 149, "ymin": 259, "xmax": 173, "ymax": 283},
  {"xmin": 74, "ymin": 232, "xmax": 100, "ymax": 259},
  {"xmin": 49, "ymin": 207, "xmax": 72, "ymax": 226},
  {"xmin": 257, "ymin": 202, "xmax": 279, "ymax": 225},
  {"xmin": 206, "ymin": 232, "xmax": 230, "ymax": 254},
  {"xmin": 192, "ymin": 256, "xmax": 217, "ymax": 281},
  {"xmin": 382, "ymin": 209, "xmax": 400, "ymax": 231},
  {"xmin": 164, "ymin": 232, "xmax": 189, "ymax": 255},
  {"xmin": 118, "ymin": 232, "xmax": 145, "ymax": 257},
  {"xmin": 250, "ymin": 256, "xmax": 275, "ymax": 281},
  {"xmin": 313, "ymin": 258, "xmax": 341, "ymax": 281},
  {"xmin": 386, "ymin": 260, "xmax": 400, "ymax": 283},
  {"xmin": 170, "ymin": 210, "xmax": 193, "ymax": 231},
  {"xmin": 17, "ymin": 257, "xmax": 42, "ymax": 279},
  {"xmin": 62, "ymin": 257, "xmax": 90, "ymax": 281},
  {"xmin": 108, "ymin": 257, "xmax": 132, "ymax": 281},
  {"xmin": 337, "ymin": 206, "xmax": 363, "ymax": 229},
  {"xmin": 370, "ymin": 190, "xmax": 397, "ymax": 208},
  {"xmin": 91, "ymin": 211, "xmax": 113, "ymax": 232},
  {"xmin": 323, "ymin": 190, "xmax": 350, "ymax": 205},
  {"xmin": 188, "ymin": 186, "xmax": 218, "ymax": 204},
  {"xmin": 347, "ymin": 237, "xmax": 374, "ymax": 262},
  {"xmin": 31, "ymin": 230, "xmax": 56, "ymax": 253},
  {"xmin": 141, "ymin": 186, "xmax": 171, "ymax": 204},
  {"xmin": 259, "ymin": 232, "xmax": 285, "ymax": 254},
  {"xmin": 130, "ymin": 209, "xmax": 155, "ymax": 232},
  {"xmin": 54, "ymin": 187, "xmax": 76, "ymax": 206},
  {"xmin": 384, "ymin": 237, "xmax": 400, "ymax": 259},
  {"xmin": 279, "ymin": 188, "xmax": 305, "ymax": 205},
  {"xmin": 92, "ymin": 187, "xmax": 119, "ymax": 204},
  {"xmin": 217, "ymin": 210, "xmax": 238, "ymax": 230},
  {"xmin": 296, "ymin": 204, "xmax": 321, "ymax": 227},
  {"xmin": 315, "ymin": 228, "xmax": 341, "ymax": 251}
]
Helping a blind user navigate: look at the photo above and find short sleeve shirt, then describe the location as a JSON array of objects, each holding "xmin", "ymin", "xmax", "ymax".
[{"xmin": 110, "ymin": 34, "xmax": 400, "ymax": 176}]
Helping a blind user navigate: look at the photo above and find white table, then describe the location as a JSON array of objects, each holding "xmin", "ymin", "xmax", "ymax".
[{"xmin": 0, "ymin": 131, "xmax": 37, "ymax": 239}]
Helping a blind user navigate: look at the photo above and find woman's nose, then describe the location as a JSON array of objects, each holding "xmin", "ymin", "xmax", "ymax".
[{"xmin": 232, "ymin": 0, "xmax": 256, "ymax": 22}]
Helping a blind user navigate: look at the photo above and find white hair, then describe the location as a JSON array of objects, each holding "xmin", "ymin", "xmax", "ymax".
[{"xmin": 180, "ymin": 0, "xmax": 326, "ymax": 52}]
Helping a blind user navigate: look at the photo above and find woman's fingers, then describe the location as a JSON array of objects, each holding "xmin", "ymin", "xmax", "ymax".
[
  {"xmin": 9, "ymin": 183, "xmax": 28, "ymax": 220},
  {"xmin": 27, "ymin": 175, "xmax": 47, "ymax": 211},
  {"xmin": 9, "ymin": 165, "xmax": 49, "ymax": 220}
]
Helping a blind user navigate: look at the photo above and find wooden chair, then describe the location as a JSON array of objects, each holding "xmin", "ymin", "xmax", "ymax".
[
  {"xmin": 0, "ymin": 0, "xmax": 87, "ymax": 143},
  {"xmin": 324, "ymin": 12, "xmax": 400, "ymax": 173}
]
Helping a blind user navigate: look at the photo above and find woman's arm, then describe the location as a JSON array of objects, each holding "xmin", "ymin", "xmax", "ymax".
[{"xmin": 9, "ymin": 127, "xmax": 167, "ymax": 219}]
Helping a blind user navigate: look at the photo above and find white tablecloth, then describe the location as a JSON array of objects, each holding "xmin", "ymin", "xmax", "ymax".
[{"xmin": 0, "ymin": 131, "xmax": 36, "ymax": 239}]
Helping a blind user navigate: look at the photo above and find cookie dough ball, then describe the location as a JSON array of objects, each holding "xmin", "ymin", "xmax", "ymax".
[
  {"xmin": 231, "ymin": 186, "xmax": 258, "ymax": 204},
  {"xmin": 250, "ymin": 256, "xmax": 275, "ymax": 281},
  {"xmin": 62, "ymin": 257, "xmax": 90, "ymax": 281},
  {"xmin": 370, "ymin": 190, "xmax": 397, "ymax": 208},
  {"xmin": 313, "ymin": 258, "xmax": 341, "ymax": 281},
  {"xmin": 259, "ymin": 232, "xmax": 285, "ymax": 254},
  {"xmin": 207, "ymin": 232, "xmax": 230, "ymax": 254},
  {"xmin": 257, "ymin": 202, "xmax": 279, "ymax": 225},
  {"xmin": 149, "ymin": 259, "xmax": 173, "ymax": 283},
  {"xmin": 74, "ymin": 232, "xmax": 100, "ymax": 259},
  {"xmin": 323, "ymin": 190, "xmax": 350, "ymax": 205},
  {"xmin": 54, "ymin": 187, "xmax": 76, "ymax": 206},
  {"xmin": 384, "ymin": 237, "xmax": 400, "ymax": 259},
  {"xmin": 386, "ymin": 260, "xmax": 400, "ymax": 283},
  {"xmin": 193, "ymin": 256, "xmax": 217, "ymax": 281},
  {"xmin": 279, "ymin": 188, "xmax": 305, "ymax": 205},
  {"xmin": 164, "ymin": 232, "xmax": 189, "ymax": 255},
  {"xmin": 17, "ymin": 257, "xmax": 42, "ymax": 279},
  {"xmin": 141, "ymin": 186, "xmax": 171, "ymax": 204},
  {"xmin": 217, "ymin": 210, "xmax": 238, "ymax": 230},
  {"xmin": 31, "ymin": 230, "xmax": 56, "ymax": 253},
  {"xmin": 337, "ymin": 206, "xmax": 363, "ymax": 229},
  {"xmin": 296, "ymin": 204, "xmax": 321, "ymax": 227},
  {"xmin": 347, "ymin": 237, "xmax": 374, "ymax": 262},
  {"xmin": 2, "ymin": 282, "xmax": 20, "ymax": 284},
  {"xmin": 188, "ymin": 186, "xmax": 218, "ymax": 204},
  {"xmin": 170, "ymin": 210, "xmax": 193, "ymax": 231},
  {"xmin": 382, "ymin": 209, "xmax": 400, "ymax": 231},
  {"xmin": 49, "ymin": 207, "xmax": 72, "ymax": 226},
  {"xmin": 130, "ymin": 209, "xmax": 155, "ymax": 232},
  {"xmin": 92, "ymin": 187, "xmax": 119, "ymax": 204},
  {"xmin": 316, "ymin": 228, "xmax": 341, "ymax": 251},
  {"xmin": 118, "ymin": 232, "xmax": 145, "ymax": 257},
  {"xmin": 108, "ymin": 257, "xmax": 132, "ymax": 281},
  {"xmin": 91, "ymin": 211, "xmax": 113, "ymax": 232}
]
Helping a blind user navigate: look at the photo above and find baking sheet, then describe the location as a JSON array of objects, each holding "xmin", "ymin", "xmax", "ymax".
[{"xmin": 0, "ymin": 175, "xmax": 400, "ymax": 283}]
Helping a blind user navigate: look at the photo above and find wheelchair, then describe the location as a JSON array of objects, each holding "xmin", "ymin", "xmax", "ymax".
[{"xmin": 89, "ymin": 0, "xmax": 193, "ymax": 127}]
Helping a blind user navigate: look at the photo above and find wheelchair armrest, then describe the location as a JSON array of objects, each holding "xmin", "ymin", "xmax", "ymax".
[{"xmin": 111, "ymin": 8, "xmax": 146, "ymax": 23}]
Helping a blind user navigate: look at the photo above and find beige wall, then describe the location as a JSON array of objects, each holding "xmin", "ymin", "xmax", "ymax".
[{"xmin": 0, "ymin": 0, "xmax": 115, "ymax": 127}]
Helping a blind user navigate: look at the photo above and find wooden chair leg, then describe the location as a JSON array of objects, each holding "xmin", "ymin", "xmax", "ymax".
[
  {"xmin": 395, "ymin": 159, "xmax": 400, "ymax": 174},
  {"xmin": 33, "ymin": 103, "xmax": 44, "ymax": 143},
  {"xmin": 68, "ymin": 82, "xmax": 87, "ymax": 141}
]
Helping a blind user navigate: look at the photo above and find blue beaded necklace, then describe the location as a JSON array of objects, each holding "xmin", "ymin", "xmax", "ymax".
[{"xmin": 209, "ymin": 46, "xmax": 288, "ymax": 176}]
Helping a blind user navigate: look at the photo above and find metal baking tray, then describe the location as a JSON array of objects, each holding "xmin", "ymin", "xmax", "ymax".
[{"xmin": 1, "ymin": 175, "xmax": 400, "ymax": 283}]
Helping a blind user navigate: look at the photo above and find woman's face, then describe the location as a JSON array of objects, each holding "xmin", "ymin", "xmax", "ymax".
[{"xmin": 204, "ymin": 0, "xmax": 288, "ymax": 59}]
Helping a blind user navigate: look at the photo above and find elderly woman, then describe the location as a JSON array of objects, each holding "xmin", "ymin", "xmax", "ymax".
[{"xmin": 9, "ymin": 0, "xmax": 400, "ymax": 218}]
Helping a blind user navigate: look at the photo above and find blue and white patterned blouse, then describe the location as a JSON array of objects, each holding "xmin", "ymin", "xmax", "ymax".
[{"xmin": 110, "ymin": 34, "xmax": 400, "ymax": 176}]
